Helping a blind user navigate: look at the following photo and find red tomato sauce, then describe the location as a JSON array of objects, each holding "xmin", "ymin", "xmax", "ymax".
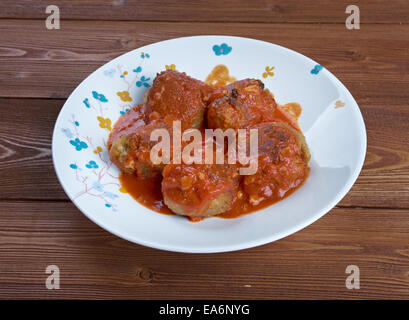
[
  {"xmin": 120, "ymin": 172, "xmax": 174, "ymax": 215},
  {"xmin": 115, "ymin": 66, "xmax": 308, "ymax": 221},
  {"xmin": 118, "ymin": 102, "xmax": 307, "ymax": 220}
]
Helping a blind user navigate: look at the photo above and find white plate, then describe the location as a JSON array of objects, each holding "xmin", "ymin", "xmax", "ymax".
[{"xmin": 52, "ymin": 36, "xmax": 366, "ymax": 253}]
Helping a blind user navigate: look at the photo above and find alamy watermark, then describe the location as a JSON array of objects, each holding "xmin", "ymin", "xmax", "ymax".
[
  {"xmin": 345, "ymin": 5, "xmax": 360, "ymax": 30},
  {"xmin": 45, "ymin": 5, "xmax": 60, "ymax": 30},
  {"xmin": 345, "ymin": 265, "xmax": 360, "ymax": 289},
  {"xmin": 45, "ymin": 265, "xmax": 60, "ymax": 289},
  {"xmin": 149, "ymin": 121, "xmax": 259, "ymax": 175}
]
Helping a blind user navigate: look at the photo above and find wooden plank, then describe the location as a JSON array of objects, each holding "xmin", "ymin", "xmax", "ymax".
[
  {"xmin": 0, "ymin": 98, "xmax": 409, "ymax": 208},
  {"xmin": 0, "ymin": 99, "xmax": 66, "ymax": 200},
  {"xmin": 0, "ymin": 0, "xmax": 408, "ymax": 23},
  {"xmin": 0, "ymin": 201, "xmax": 408, "ymax": 299},
  {"xmin": 0, "ymin": 20, "xmax": 409, "ymax": 104},
  {"xmin": 340, "ymin": 103, "xmax": 409, "ymax": 208}
]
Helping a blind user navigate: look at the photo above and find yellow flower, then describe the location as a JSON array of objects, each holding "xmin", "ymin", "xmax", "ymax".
[
  {"xmin": 262, "ymin": 66, "xmax": 275, "ymax": 78},
  {"xmin": 116, "ymin": 90, "xmax": 132, "ymax": 102},
  {"xmin": 119, "ymin": 186, "xmax": 128, "ymax": 193},
  {"xmin": 97, "ymin": 117, "xmax": 112, "ymax": 131},
  {"xmin": 93, "ymin": 146, "xmax": 103, "ymax": 154},
  {"xmin": 335, "ymin": 100, "xmax": 346, "ymax": 109},
  {"xmin": 165, "ymin": 64, "xmax": 178, "ymax": 71}
]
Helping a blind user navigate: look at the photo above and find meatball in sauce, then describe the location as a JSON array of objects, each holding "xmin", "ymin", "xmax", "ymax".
[
  {"xmin": 146, "ymin": 70, "xmax": 212, "ymax": 130},
  {"xmin": 207, "ymin": 79, "xmax": 277, "ymax": 130},
  {"xmin": 242, "ymin": 121, "xmax": 310, "ymax": 207},
  {"xmin": 162, "ymin": 161, "xmax": 240, "ymax": 219}
]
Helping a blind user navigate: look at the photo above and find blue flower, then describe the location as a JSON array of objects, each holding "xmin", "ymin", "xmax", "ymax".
[
  {"xmin": 61, "ymin": 127, "xmax": 73, "ymax": 138},
  {"xmin": 103, "ymin": 68, "xmax": 116, "ymax": 78},
  {"xmin": 133, "ymin": 66, "xmax": 142, "ymax": 73},
  {"xmin": 105, "ymin": 203, "xmax": 111, "ymax": 208},
  {"xmin": 74, "ymin": 121, "xmax": 79, "ymax": 126},
  {"xmin": 69, "ymin": 138, "xmax": 88, "ymax": 151},
  {"xmin": 140, "ymin": 52, "xmax": 150, "ymax": 59},
  {"xmin": 92, "ymin": 91, "xmax": 108, "ymax": 102},
  {"xmin": 136, "ymin": 75, "xmax": 150, "ymax": 88},
  {"xmin": 83, "ymin": 98, "xmax": 90, "ymax": 108},
  {"xmin": 85, "ymin": 160, "xmax": 99, "ymax": 169},
  {"xmin": 93, "ymin": 181, "xmax": 104, "ymax": 192},
  {"xmin": 120, "ymin": 108, "xmax": 130, "ymax": 115},
  {"xmin": 120, "ymin": 71, "xmax": 129, "ymax": 78},
  {"xmin": 213, "ymin": 43, "xmax": 232, "ymax": 56},
  {"xmin": 104, "ymin": 191, "xmax": 118, "ymax": 199},
  {"xmin": 69, "ymin": 164, "xmax": 78, "ymax": 169},
  {"xmin": 311, "ymin": 64, "xmax": 323, "ymax": 75}
]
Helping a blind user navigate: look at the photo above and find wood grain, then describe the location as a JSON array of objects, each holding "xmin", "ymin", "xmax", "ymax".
[
  {"xmin": 0, "ymin": 98, "xmax": 65, "ymax": 200},
  {"xmin": 0, "ymin": 21, "xmax": 409, "ymax": 104},
  {"xmin": 0, "ymin": 0, "xmax": 408, "ymax": 23},
  {"xmin": 0, "ymin": 201, "xmax": 408, "ymax": 299}
]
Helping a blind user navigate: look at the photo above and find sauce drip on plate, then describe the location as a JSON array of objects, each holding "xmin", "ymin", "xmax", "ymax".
[
  {"xmin": 205, "ymin": 64, "xmax": 236, "ymax": 87},
  {"xmin": 120, "ymin": 172, "xmax": 174, "ymax": 215}
]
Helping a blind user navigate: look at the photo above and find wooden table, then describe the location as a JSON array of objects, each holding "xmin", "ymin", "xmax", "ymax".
[{"xmin": 0, "ymin": 0, "xmax": 408, "ymax": 299}]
